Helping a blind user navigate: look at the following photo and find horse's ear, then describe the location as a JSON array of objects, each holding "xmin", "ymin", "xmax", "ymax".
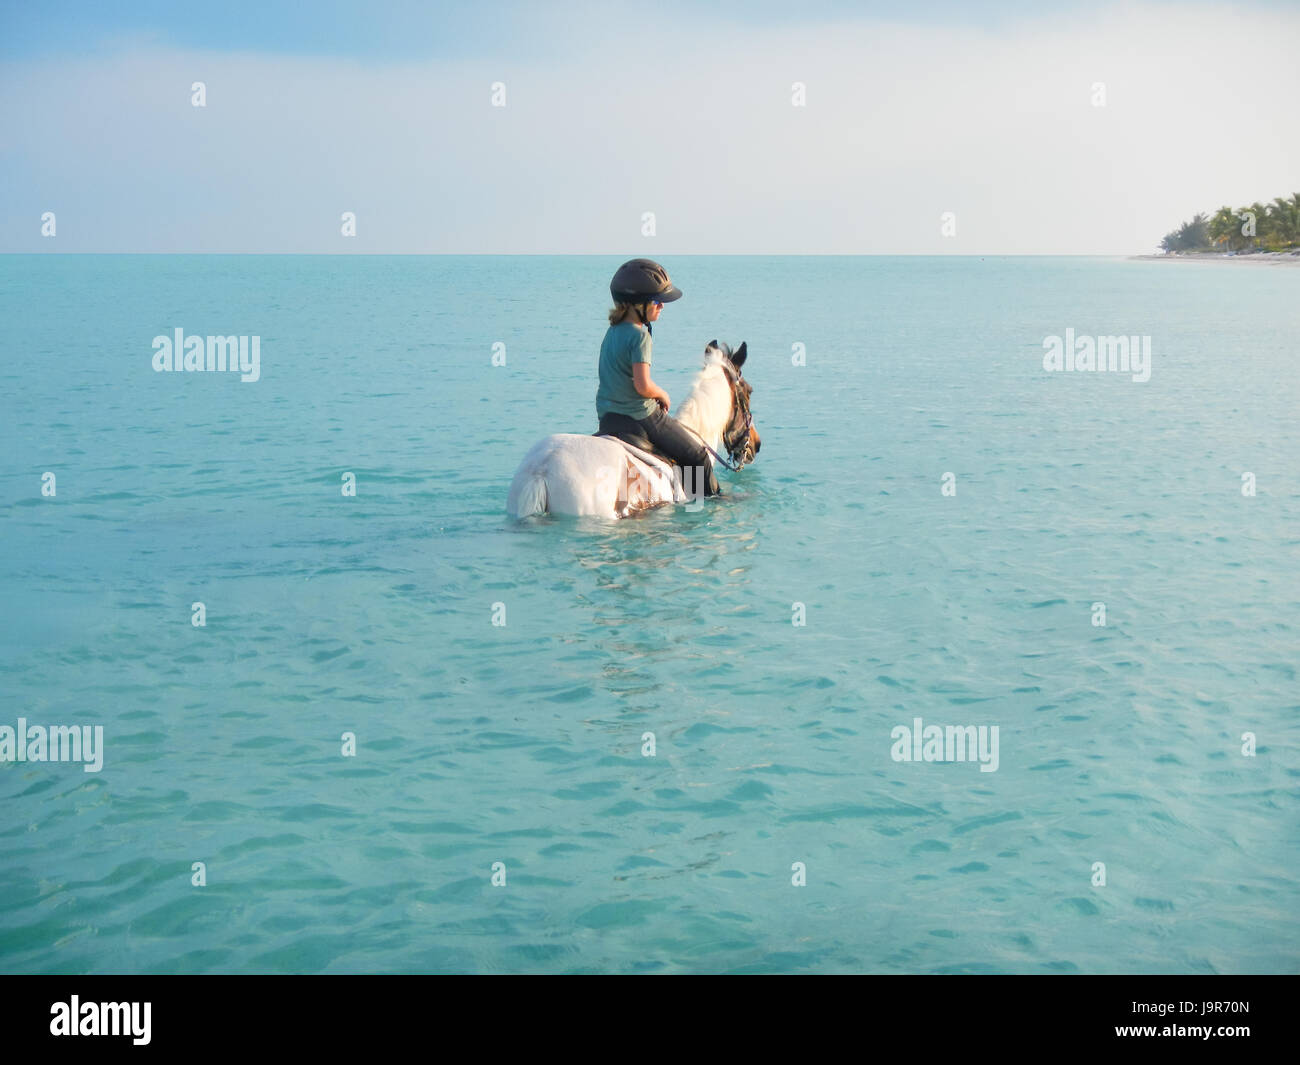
[
  {"xmin": 708, "ymin": 339, "xmax": 719, "ymax": 351},
  {"xmin": 732, "ymin": 342, "xmax": 748, "ymax": 368}
]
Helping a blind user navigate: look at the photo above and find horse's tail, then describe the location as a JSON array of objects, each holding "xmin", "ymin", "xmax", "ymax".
[{"xmin": 507, "ymin": 469, "xmax": 548, "ymax": 518}]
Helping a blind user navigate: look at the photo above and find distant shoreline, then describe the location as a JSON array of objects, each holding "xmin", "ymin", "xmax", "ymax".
[{"xmin": 1132, "ymin": 251, "xmax": 1300, "ymax": 267}]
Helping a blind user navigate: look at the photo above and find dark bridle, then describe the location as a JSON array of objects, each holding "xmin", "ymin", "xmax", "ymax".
[{"xmin": 717, "ymin": 357, "xmax": 755, "ymax": 470}]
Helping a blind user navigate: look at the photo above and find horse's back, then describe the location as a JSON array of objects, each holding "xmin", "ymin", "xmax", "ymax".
[{"xmin": 508, "ymin": 433, "xmax": 626, "ymax": 518}]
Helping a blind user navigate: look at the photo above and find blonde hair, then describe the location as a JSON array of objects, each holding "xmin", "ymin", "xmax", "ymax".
[{"xmin": 608, "ymin": 302, "xmax": 653, "ymax": 327}]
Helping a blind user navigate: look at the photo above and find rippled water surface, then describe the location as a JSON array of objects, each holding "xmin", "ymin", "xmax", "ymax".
[{"xmin": 1, "ymin": 254, "xmax": 1297, "ymax": 973}]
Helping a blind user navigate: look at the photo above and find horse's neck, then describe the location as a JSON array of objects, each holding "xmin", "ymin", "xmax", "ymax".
[{"xmin": 674, "ymin": 365, "xmax": 730, "ymax": 448}]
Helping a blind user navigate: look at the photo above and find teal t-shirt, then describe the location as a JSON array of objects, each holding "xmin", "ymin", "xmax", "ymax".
[{"xmin": 596, "ymin": 321, "xmax": 656, "ymax": 420}]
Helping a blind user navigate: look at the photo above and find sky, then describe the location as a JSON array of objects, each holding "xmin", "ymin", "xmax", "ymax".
[{"xmin": 1, "ymin": 0, "xmax": 1298, "ymax": 254}]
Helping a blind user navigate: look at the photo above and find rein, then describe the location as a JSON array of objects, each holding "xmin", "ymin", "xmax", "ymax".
[{"xmin": 687, "ymin": 429, "xmax": 745, "ymax": 473}]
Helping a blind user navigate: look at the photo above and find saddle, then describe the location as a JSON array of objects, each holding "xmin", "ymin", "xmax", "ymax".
[{"xmin": 592, "ymin": 425, "xmax": 669, "ymax": 463}]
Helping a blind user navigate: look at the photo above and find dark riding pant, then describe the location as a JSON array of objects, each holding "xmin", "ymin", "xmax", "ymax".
[{"xmin": 597, "ymin": 408, "xmax": 721, "ymax": 498}]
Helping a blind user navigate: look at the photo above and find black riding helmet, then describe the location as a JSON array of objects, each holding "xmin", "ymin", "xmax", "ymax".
[{"xmin": 610, "ymin": 258, "xmax": 683, "ymax": 305}]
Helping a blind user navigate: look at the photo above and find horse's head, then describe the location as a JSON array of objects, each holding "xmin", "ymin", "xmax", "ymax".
[{"xmin": 704, "ymin": 339, "xmax": 760, "ymax": 469}]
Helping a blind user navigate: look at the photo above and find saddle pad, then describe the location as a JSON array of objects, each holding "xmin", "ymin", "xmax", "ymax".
[{"xmin": 595, "ymin": 434, "xmax": 688, "ymax": 505}]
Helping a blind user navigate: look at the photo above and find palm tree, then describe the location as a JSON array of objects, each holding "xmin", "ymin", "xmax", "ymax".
[
  {"xmin": 1246, "ymin": 202, "xmax": 1270, "ymax": 248},
  {"xmin": 1268, "ymin": 195, "xmax": 1300, "ymax": 247},
  {"xmin": 1208, "ymin": 206, "xmax": 1238, "ymax": 250}
]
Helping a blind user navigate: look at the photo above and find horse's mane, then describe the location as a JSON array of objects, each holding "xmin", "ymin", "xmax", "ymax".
[{"xmin": 674, "ymin": 349, "xmax": 732, "ymax": 446}]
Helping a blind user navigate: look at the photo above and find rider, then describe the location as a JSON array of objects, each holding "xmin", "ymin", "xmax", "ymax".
[{"xmin": 595, "ymin": 258, "xmax": 720, "ymax": 498}]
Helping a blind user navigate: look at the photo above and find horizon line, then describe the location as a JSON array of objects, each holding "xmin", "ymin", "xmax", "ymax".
[{"xmin": 0, "ymin": 251, "xmax": 1158, "ymax": 257}]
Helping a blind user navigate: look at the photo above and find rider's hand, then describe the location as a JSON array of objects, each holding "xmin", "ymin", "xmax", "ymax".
[{"xmin": 657, "ymin": 392, "xmax": 670, "ymax": 412}]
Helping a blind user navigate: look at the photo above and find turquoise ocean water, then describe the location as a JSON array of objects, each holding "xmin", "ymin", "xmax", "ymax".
[{"xmin": 1, "ymin": 254, "xmax": 1297, "ymax": 974}]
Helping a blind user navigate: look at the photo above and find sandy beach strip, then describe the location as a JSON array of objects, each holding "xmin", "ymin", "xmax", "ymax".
[{"xmin": 1131, "ymin": 252, "xmax": 1300, "ymax": 267}]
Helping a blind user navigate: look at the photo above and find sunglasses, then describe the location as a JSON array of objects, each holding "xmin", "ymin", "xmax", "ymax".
[{"xmin": 651, "ymin": 299, "xmax": 663, "ymax": 308}]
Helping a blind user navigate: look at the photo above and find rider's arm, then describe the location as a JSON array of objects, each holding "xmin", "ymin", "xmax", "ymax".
[{"xmin": 633, "ymin": 363, "xmax": 670, "ymax": 411}]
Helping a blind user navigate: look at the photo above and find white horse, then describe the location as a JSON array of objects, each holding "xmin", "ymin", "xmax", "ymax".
[{"xmin": 507, "ymin": 341, "xmax": 758, "ymax": 519}]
